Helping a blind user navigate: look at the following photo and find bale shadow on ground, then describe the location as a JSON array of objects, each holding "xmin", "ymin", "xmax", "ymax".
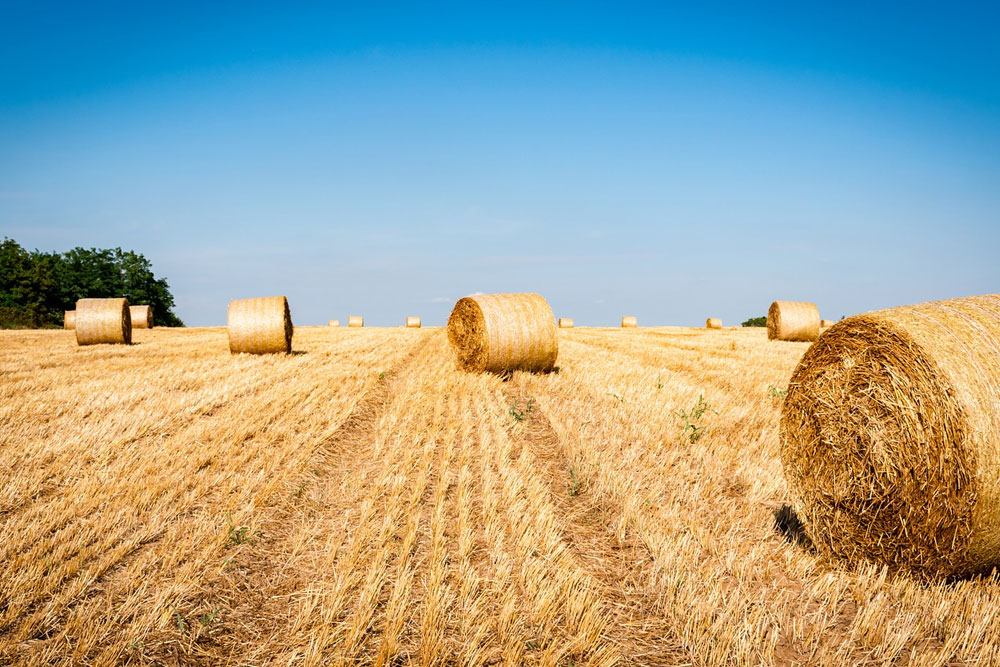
[{"xmin": 774, "ymin": 503, "xmax": 814, "ymax": 551}]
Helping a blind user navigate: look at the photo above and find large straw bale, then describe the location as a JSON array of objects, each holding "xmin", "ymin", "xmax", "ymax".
[
  {"xmin": 76, "ymin": 298, "xmax": 131, "ymax": 345},
  {"xmin": 348, "ymin": 316, "xmax": 364, "ymax": 328},
  {"xmin": 447, "ymin": 293, "xmax": 557, "ymax": 373},
  {"xmin": 780, "ymin": 294, "xmax": 1000, "ymax": 578},
  {"xmin": 558, "ymin": 318, "xmax": 574, "ymax": 328},
  {"xmin": 820, "ymin": 319, "xmax": 835, "ymax": 328},
  {"xmin": 406, "ymin": 316, "xmax": 421, "ymax": 328},
  {"xmin": 767, "ymin": 301, "xmax": 819, "ymax": 341},
  {"xmin": 130, "ymin": 305, "xmax": 153, "ymax": 329},
  {"xmin": 706, "ymin": 318, "xmax": 722, "ymax": 329},
  {"xmin": 328, "ymin": 319, "xmax": 340, "ymax": 327},
  {"xmin": 621, "ymin": 316, "xmax": 638, "ymax": 328},
  {"xmin": 227, "ymin": 296, "xmax": 292, "ymax": 354},
  {"xmin": 64, "ymin": 310, "xmax": 75, "ymax": 330}
]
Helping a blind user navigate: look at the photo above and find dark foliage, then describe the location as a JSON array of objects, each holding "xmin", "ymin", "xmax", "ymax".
[
  {"xmin": 742, "ymin": 316, "xmax": 767, "ymax": 327},
  {"xmin": 0, "ymin": 238, "xmax": 183, "ymax": 328}
]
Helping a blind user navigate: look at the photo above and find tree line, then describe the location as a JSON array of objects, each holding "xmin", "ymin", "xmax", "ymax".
[{"xmin": 0, "ymin": 238, "xmax": 183, "ymax": 328}]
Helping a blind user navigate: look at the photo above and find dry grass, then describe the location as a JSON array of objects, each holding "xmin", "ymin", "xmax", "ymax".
[{"xmin": 3, "ymin": 325, "xmax": 1000, "ymax": 665}]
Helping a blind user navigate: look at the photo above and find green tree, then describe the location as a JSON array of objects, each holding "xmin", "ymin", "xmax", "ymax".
[
  {"xmin": 742, "ymin": 316, "xmax": 767, "ymax": 327},
  {"xmin": 0, "ymin": 238, "xmax": 183, "ymax": 328}
]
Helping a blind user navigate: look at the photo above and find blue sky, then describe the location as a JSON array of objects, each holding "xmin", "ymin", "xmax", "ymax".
[{"xmin": 2, "ymin": 2, "xmax": 998, "ymax": 326}]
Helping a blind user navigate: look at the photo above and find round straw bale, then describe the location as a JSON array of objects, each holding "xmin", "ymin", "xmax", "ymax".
[
  {"xmin": 406, "ymin": 316, "xmax": 421, "ymax": 328},
  {"xmin": 76, "ymin": 298, "xmax": 131, "ymax": 345},
  {"xmin": 348, "ymin": 315, "xmax": 364, "ymax": 328},
  {"xmin": 227, "ymin": 296, "xmax": 292, "ymax": 354},
  {"xmin": 706, "ymin": 317, "xmax": 722, "ymax": 329},
  {"xmin": 767, "ymin": 301, "xmax": 819, "ymax": 341},
  {"xmin": 447, "ymin": 293, "xmax": 557, "ymax": 373},
  {"xmin": 780, "ymin": 294, "xmax": 1000, "ymax": 578},
  {"xmin": 621, "ymin": 316, "xmax": 638, "ymax": 328},
  {"xmin": 820, "ymin": 319, "xmax": 835, "ymax": 328},
  {"xmin": 328, "ymin": 319, "xmax": 340, "ymax": 327},
  {"xmin": 558, "ymin": 318, "xmax": 574, "ymax": 328},
  {"xmin": 64, "ymin": 310, "xmax": 75, "ymax": 330},
  {"xmin": 130, "ymin": 305, "xmax": 153, "ymax": 329}
]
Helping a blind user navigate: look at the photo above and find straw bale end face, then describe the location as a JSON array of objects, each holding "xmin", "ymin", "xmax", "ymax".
[
  {"xmin": 228, "ymin": 296, "xmax": 292, "ymax": 354},
  {"xmin": 130, "ymin": 305, "xmax": 153, "ymax": 328},
  {"xmin": 348, "ymin": 316, "xmax": 364, "ymax": 328},
  {"xmin": 406, "ymin": 316, "xmax": 421, "ymax": 328},
  {"xmin": 76, "ymin": 298, "xmax": 131, "ymax": 345},
  {"xmin": 706, "ymin": 318, "xmax": 722, "ymax": 329},
  {"xmin": 780, "ymin": 294, "xmax": 1000, "ymax": 578},
  {"xmin": 621, "ymin": 316, "xmax": 638, "ymax": 328},
  {"xmin": 447, "ymin": 293, "xmax": 558, "ymax": 374},
  {"xmin": 767, "ymin": 301, "xmax": 820, "ymax": 341},
  {"xmin": 558, "ymin": 318, "xmax": 574, "ymax": 328}
]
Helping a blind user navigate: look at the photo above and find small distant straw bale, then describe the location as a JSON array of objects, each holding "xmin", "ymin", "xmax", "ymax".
[
  {"xmin": 447, "ymin": 292, "xmax": 557, "ymax": 373},
  {"xmin": 130, "ymin": 305, "xmax": 153, "ymax": 329},
  {"xmin": 76, "ymin": 298, "xmax": 131, "ymax": 345},
  {"xmin": 348, "ymin": 316, "xmax": 364, "ymax": 328},
  {"xmin": 820, "ymin": 319, "xmax": 835, "ymax": 328},
  {"xmin": 767, "ymin": 301, "xmax": 819, "ymax": 341},
  {"xmin": 621, "ymin": 316, "xmax": 638, "ymax": 328},
  {"xmin": 558, "ymin": 318, "xmax": 574, "ymax": 328},
  {"xmin": 328, "ymin": 319, "xmax": 340, "ymax": 327},
  {"xmin": 64, "ymin": 310, "xmax": 75, "ymax": 330},
  {"xmin": 227, "ymin": 296, "xmax": 292, "ymax": 354},
  {"xmin": 406, "ymin": 316, "xmax": 421, "ymax": 328},
  {"xmin": 706, "ymin": 318, "xmax": 722, "ymax": 329},
  {"xmin": 781, "ymin": 294, "xmax": 1000, "ymax": 578}
]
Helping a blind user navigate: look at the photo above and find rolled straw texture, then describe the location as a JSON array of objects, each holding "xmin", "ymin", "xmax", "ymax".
[
  {"xmin": 706, "ymin": 318, "xmax": 722, "ymax": 329},
  {"xmin": 558, "ymin": 318, "xmax": 574, "ymax": 328},
  {"xmin": 76, "ymin": 298, "xmax": 131, "ymax": 345},
  {"xmin": 328, "ymin": 320, "xmax": 340, "ymax": 327},
  {"xmin": 820, "ymin": 319, "xmax": 835, "ymax": 328},
  {"xmin": 447, "ymin": 293, "xmax": 557, "ymax": 373},
  {"xmin": 780, "ymin": 294, "xmax": 1000, "ymax": 578},
  {"xmin": 348, "ymin": 316, "xmax": 364, "ymax": 328},
  {"xmin": 767, "ymin": 301, "xmax": 819, "ymax": 341},
  {"xmin": 64, "ymin": 310, "xmax": 75, "ymax": 330},
  {"xmin": 621, "ymin": 316, "xmax": 638, "ymax": 328},
  {"xmin": 406, "ymin": 316, "xmax": 421, "ymax": 328},
  {"xmin": 130, "ymin": 305, "xmax": 153, "ymax": 329},
  {"xmin": 227, "ymin": 297, "xmax": 292, "ymax": 354}
]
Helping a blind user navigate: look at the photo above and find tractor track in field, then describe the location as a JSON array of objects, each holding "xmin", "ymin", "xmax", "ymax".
[
  {"xmin": 152, "ymin": 332, "xmax": 437, "ymax": 663},
  {"xmin": 503, "ymin": 382, "xmax": 690, "ymax": 666}
]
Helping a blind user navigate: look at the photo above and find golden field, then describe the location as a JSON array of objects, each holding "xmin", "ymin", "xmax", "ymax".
[{"xmin": 2, "ymin": 326, "xmax": 1000, "ymax": 666}]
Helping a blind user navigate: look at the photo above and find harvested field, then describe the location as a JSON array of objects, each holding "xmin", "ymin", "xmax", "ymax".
[{"xmin": 2, "ymin": 325, "xmax": 1000, "ymax": 665}]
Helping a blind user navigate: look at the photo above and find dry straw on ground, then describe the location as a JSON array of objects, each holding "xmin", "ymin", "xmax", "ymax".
[
  {"xmin": 406, "ymin": 316, "xmax": 421, "ymax": 328},
  {"xmin": 75, "ymin": 298, "xmax": 131, "ymax": 345},
  {"xmin": 328, "ymin": 320, "xmax": 340, "ymax": 327},
  {"xmin": 447, "ymin": 292, "xmax": 557, "ymax": 373},
  {"xmin": 348, "ymin": 316, "xmax": 364, "ymax": 328},
  {"xmin": 820, "ymin": 319, "xmax": 835, "ymax": 328},
  {"xmin": 706, "ymin": 318, "xmax": 722, "ymax": 329},
  {"xmin": 558, "ymin": 318, "xmax": 574, "ymax": 328},
  {"xmin": 63, "ymin": 310, "xmax": 75, "ymax": 330},
  {"xmin": 781, "ymin": 294, "xmax": 1000, "ymax": 578},
  {"xmin": 227, "ymin": 296, "xmax": 292, "ymax": 354},
  {"xmin": 766, "ymin": 301, "xmax": 819, "ymax": 341},
  {"xmin": 130, "ymin": 305, "xmax": 153, "ymax": 329},
  {"xmin": 621, "ymin": 316, "xmax": 638, "ymax": 328}
]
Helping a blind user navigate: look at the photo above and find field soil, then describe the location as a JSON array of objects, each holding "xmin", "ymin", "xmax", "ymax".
[{"xmin": 2, "ymin": 326, "xmax": 999, "ymax": 665}]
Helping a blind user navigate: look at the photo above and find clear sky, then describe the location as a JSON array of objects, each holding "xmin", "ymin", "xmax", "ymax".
[{"xmin": 2, "ymin": 2, "xmax": 998, "ymax": 326}]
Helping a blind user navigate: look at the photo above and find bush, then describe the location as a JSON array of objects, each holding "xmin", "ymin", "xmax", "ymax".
[{"xmin": 742, "ymin": 316, "xmax": 767, "ymax": 327}]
